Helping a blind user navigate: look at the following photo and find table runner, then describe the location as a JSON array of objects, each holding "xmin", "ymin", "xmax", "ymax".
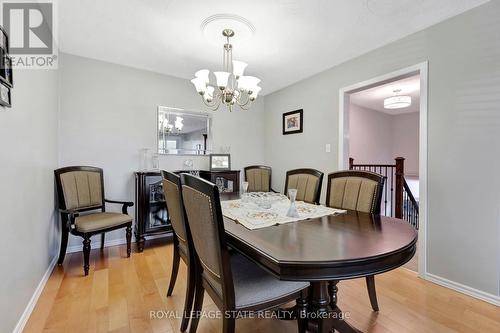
[{"xmin": 221, "ymin": 194, "xmax": 346, "ymax": 230}]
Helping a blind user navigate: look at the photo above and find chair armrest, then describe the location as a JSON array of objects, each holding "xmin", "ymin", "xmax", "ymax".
[
  {"xmin": 58, "ymin": 208, "xmax": 79, "ymax": 229},
  {"xmin": 105, "ymin": 199, "xmax": 134, "ymax": 214}
]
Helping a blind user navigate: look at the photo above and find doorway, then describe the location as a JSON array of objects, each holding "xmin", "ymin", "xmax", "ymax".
[{"xmin": 338, "ymin": 62, "xmax": 428, "ymax": 277}]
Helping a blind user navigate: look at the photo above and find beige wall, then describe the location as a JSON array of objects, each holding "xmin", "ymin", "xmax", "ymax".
[
  {"xmin": 349, "ymin": 104, "xmax": 419, "ymax": 176},
  {"xmin": 0, "ymin": 70, "xmax": 59, "ymax": 332},
  {"xmin": 264, "ymin": 1, "xmax": 500, "ymax": 296}
]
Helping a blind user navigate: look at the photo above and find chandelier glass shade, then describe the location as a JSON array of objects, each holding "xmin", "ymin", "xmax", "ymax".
[
  {"xmin": 384, "ymin": 89, "xmax": 411, "ymax": 109},
  {"xmin": 191, "ymin": 29, "xmax": 261, "ymax": 111}
]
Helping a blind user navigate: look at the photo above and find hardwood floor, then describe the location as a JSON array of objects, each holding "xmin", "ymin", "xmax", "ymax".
[{"xmin": 24, "ymin": 239, "xmax": 500, "ymax": 333}]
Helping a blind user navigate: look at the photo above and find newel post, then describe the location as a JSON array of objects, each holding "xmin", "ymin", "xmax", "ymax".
[
  {"xmin": 349, "ymin": 157, "xmax": 354, "ymax": 170},
  {"xmin": 394, "ymin": 157, "xmax": 405, "ymax": 218}
]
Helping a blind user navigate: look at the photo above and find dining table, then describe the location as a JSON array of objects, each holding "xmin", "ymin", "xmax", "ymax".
[{"xmin": 220, "ymin": 192, "xmax": 417, "ymax": 333}]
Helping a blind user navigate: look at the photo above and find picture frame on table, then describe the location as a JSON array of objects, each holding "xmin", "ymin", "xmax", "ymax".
[
  {"xmin": 282, "ymin": 109, "xmax": 303, "ymax": 135},
  {"xmin": 209, "ymin": 154, "xmax": 231, "ymax": 171},
  {"xmin": 0, "ymin": 81, "xmax": 12, "ymax": 107}
]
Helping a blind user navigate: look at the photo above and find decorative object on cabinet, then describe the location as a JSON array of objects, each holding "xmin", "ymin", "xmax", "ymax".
[
  {"xmin": 283, "ymin": 109, "xmax": 303, "ymax": 135},
  {"xmin": 135, "ymin": 171, "xmax": 173, "ymax": 252},
  {"xmin": 199, "ymin": 170, "xmax": 240, "ymax": 193},
  {"xmin": 209, "ymin": 153, "xmax": 231, "ymax": 171}
]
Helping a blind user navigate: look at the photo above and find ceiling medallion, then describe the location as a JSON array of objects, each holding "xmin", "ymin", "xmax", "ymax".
[{"xmin": 191, "ymin": 29, "xmax": 261, "ymax": 112}]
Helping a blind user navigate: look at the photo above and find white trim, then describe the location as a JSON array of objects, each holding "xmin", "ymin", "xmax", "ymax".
[
  {"xmin": 13, "ymin": 256, "xmax": 58, "ymax": 333},
  {"xmin": 66, "ymin": 234, "xmax": 171, "ymax": 253},
  {"xmin": 338, "ymin": 62, "xmax": 429, "ymax": 279},
  {"xmin": 426, "ymin": 273, "xmax": 500, "ymax": 307}
]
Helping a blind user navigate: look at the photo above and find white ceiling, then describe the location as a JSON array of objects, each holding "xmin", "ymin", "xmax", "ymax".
[
  {"xmin": 350, "ymin": 74, "xmax": 420, "ymax": 115},
  {"xmin": 59, "ymin": 0, "xmax": 489, "ymax": 95}
]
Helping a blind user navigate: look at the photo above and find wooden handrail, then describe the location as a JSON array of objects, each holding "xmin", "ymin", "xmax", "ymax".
[
  {"xmin": 394, "ymin": 157, "xmax": 405, "ymax": 219},
  {"xmin": 349, "ymin": 157, "xmax": 418, "ymax": 229}
]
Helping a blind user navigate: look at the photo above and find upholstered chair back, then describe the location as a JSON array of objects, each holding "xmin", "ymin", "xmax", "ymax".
[
  {"xmin": 161, "ymin": 171, "xmax": 189, "ymax": 253},
  {"xmin": 181, "ymin": 174, "xmax": 234, "ymax": 302},
  {"xmin": 244, "ymin": 165, "xmax": 272, "ymax": 192},
  {"xmin": 326, "ymin": 170, "xmax": 384, "ymax": 214},
  {"xmin": 56, "ymin": 167, "xmax": 104, "ymax": 211},
  {"xmin": 284, "ymin": 168, "xmax": 324, "ymax": 204}
]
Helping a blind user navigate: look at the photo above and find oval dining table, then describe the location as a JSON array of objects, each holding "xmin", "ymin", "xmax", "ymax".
[{"xmin": 220, "ymin": 193, "xmax": 417, "ymax": 333}]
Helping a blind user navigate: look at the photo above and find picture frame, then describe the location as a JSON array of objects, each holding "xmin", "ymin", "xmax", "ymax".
[
  {"xmin": 0, "ymin": 81, "xmax": 12, "ymax": 107},
  {"xmin": 0, "ymin": 26, "xmax": 8, "ymax": 53},
  {"xmin": 282, "ymin": 109, "xmax": 303, "ymax": 135},
  {"xmin": 0, "ymin": 50, "xmax": 13, "ymax": 87},
  {"xmin": 210, "ymin": 154, "xmax": 231, "ymax": 171}
]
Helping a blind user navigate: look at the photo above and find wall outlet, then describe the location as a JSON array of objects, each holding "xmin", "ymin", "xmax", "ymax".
[{"xmin": 325, "ymin": 143, "xmax": 331, "ymax": 153}]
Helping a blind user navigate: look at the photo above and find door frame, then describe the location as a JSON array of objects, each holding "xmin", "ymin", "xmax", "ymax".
[{"xmin": 338, "ymin": 61, "xmax": 428, "ymax": 278}]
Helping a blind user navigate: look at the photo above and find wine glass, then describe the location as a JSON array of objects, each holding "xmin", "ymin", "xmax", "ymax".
[
  {"xmin": 241, "ymin": 181, "xmax": 249, "ymax": 203},
  {"xmin": 286, "ymin": 188, "xmax": 299, "ymax": 217}
]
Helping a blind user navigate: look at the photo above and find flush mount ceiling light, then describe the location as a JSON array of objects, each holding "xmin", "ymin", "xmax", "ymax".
[
  {"xmin": 191, "ymin": 29, "xmax": 261, "ymax": 112},
  {"xmin": 384, "ymin": 89, "xmax": 411, "ymax": 109}
]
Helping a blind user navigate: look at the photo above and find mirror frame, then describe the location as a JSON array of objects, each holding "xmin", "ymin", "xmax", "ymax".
[{"xmin": 157, "ymin": 106, "xmax": 212, "ymax": 156}]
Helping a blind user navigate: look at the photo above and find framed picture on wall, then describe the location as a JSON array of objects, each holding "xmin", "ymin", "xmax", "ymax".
[
  {"xmin": 0, "ymin": 81, "xmax": 11, "ymax": 107},
  {"xmin": 210, "ymin": 154, "xmax": 231, "ymax": 171},
  {"xmin": 282, "ymin": 109, "xmax": 303, "ymax": 135},
  {"xmin": 0, "ymin": 26, "xmax": 8, "ymax": 53},
  {"xmin": 0, "ymin": 50, "xmax": 13, "ymax": 87}
]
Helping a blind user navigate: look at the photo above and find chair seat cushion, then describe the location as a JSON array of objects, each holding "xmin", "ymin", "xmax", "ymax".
[
  {"xmin": 75, "ymin": 212, "xmax": 132, "ymax": 232},
  {"xmin": 231, "ymin": 254, "xmax": 309, "ymax": 309}
]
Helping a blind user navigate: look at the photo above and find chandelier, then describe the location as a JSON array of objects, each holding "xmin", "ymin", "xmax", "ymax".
[{"xmin": 191, "ymin": 29, "xmax": 261, "ymax": 112}]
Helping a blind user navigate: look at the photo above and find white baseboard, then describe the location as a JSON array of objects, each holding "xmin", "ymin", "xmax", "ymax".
[
  {"xmin": 425, "ymin": 273, "xmax": 500, "ymax": 307},
  {"xmin": 66, "ymin": 233, "xmax": 171, "ymax": 253},
  {"xmin": 13, "ymin": 255, "xmax": 58, "ymax": 333}
]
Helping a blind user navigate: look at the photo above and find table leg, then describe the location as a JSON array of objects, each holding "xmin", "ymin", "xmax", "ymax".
[{"xmin": 309, "ymin": 281, "xmax": 363, "ymax": 333}]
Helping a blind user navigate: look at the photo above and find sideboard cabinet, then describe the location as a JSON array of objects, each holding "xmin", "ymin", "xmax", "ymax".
[
  {"xmin": 134, "ymin": 172, "xmax": 172, "ymax": 252},
  {"xmin": 134, "ymin": 169, "xmax": 240, "ymax": 251}
]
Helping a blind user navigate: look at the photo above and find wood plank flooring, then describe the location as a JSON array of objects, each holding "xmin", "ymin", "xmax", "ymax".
[{"xmin": 24, "ymin": 239, "xmax": 500, "ymax": 333}]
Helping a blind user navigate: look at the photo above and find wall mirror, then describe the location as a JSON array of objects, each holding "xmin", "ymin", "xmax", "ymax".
[{"xmin": 157, "ymin": 106, "xmax": 212, "ymax": 155}]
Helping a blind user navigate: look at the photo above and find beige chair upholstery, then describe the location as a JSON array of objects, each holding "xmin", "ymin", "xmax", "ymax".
[
  {"xmin": 55, "ymin": 166, "xmax": 133, "ymax": 276},
  {"xmin": 326, "ymin": 171, "xmax": 384, "ymax": 214},
  {"xmin": 75, "ymin": 212, "xmax": 132, "ymax": 232},
  {"xmin": 244, "ymin": 166, "xmax": 271, "ymax": 192},
  {"xmin": 284, "ymin": 169, "xmax": 324, "ymax": 204},
  {"xmin": 60, "ymin": 171, "xmax": 103, "ymax": 210}
]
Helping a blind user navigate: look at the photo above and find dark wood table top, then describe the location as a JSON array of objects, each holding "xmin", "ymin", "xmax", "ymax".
[{"xmin": 221, "ymin": 193, "xmax": 417, "ymax": 281}]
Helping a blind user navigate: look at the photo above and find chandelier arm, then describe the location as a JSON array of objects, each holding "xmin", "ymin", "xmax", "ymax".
[
  {"xmin": 239, "ymin": 101, "xmax": 252, "ymax": 111},
  {"xmin": 235, "ymin": 91, "xmax": 251, "ymax": 107},
  {"xmin": 201, "ymin": 95, "xmax": 220, "ymax": 111}
]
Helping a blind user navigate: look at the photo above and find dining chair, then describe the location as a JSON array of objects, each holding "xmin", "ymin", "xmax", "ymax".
[
  {"xmin": 180, "ymin": 174, "xmax": 310, "ymax": 333},
  {"xmin": 284, "ymin": 168, "xmax": 324, "ymax": 204},
  {"xmin": 325, "ymin": 170, "xmax": 385, "ymax": 311},
  {"xmin": 161, "ymin": 171, "xmax": 195, "ymax": 332},
  {"xmin": 54, "ymin": 166, "xmax": 133, "ymax": 276},
  {"xmin": 243, "ymin": 165, "xmax": 272, "ymax": 192}
]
